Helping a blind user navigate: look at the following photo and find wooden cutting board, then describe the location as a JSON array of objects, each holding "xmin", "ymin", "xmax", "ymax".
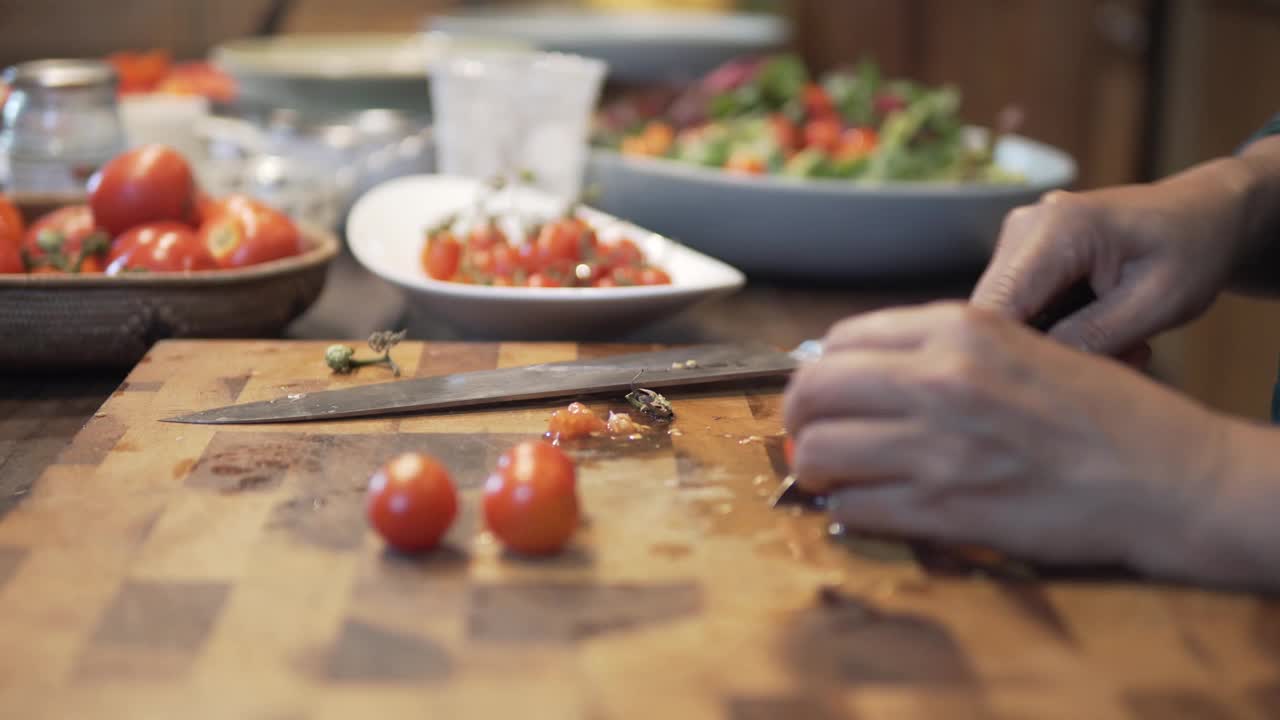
[{"xmin": 0, "ymin": 340, "xmax": 1277, "ymax": 720}]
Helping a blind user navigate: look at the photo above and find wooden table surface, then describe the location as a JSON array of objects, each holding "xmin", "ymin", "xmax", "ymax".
[{"xmin": 4, "ymin": 337, "xmax": 1280, "ymax": 719}]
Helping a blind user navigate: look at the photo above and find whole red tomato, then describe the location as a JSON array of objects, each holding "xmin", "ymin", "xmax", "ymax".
[
  {"xmin": 483, "ymin": 441, "xmax": 579, "ymax": 556},
  {"xmin": 198, "ymin": 195, "xmax": 303, "ymax": 268},
  {"xmin": 23, "ymin": 205, "xmax": 110, "ymax": 273},
  {"xmin": 422, "ymin": 231, "xmax": 462, "ymax": 280},
  {"xmin": 0, "ymin": 195, "xmax": 24, "ymax": 273},
  {"xmin": 106, "ymin": 221, "xmax": 217, "ymax": 274},
  {"xmin": 367, "ymin": 452, "xmax": 458, "ymax": 553},
  {"xmin": 89, "ymin": 144, "xmax": 195, "ymax": 236},
  {"xmin": 533, "ymin": 218, "xmax": 595, "ymax": 268}
]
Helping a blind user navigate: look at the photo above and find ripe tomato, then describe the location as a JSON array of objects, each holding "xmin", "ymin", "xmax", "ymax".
[
  {"xmin": 89, "ymin": 144, "xmax": 195, "ymax": 236},
  {"xmin": 638, "ymin": 266, "xmax": 672, "ymax": 285},
  {"xmin": 483, "ymin": 441, "xmax": 579, "ymax": 555},
  {"xmin": 366, "ymin": 452, "xmax": 458, "ymax": 553},
  {"xmin": 526, "ymin": 271, "xmax": 562, "ymax": 288},
  {"xmin": 725, "ymin": 152, "xmax": 766, "ymax": 175},
  {"xmin": 22, "ymin": 205, "xmax": 110, "ymax": 272},
  {"xmin": 804, "ymin": 83, "xmax": 837, "ymax": 119},
  {"xmin": 601, "ymin": 238, "xmax": 644, "ymax": 269},
  {"xmin": 106, "ymin": 222, "xmax": 217, "ymax": 274},
  {"xmin": 187, "ymin": 190, "xmax": 217, "ymax": 227},
  {"xmin": 489, "ymin": 243, "xmax": 521, "ymax": 278},
  {"xmin": 836, "ymin": 127, "xmax": 878, "ymax": 160},
  {"xmin": 422, "ymin": 231, "xmax": 462, "ymax": 280},
  {"xmin": 468, "ymin": 221, "xmax": 507, "ymax": 251},
  {"xmin": 198, "ymin": 195, "xmax": 302, "ymax": 268},
  {"xmin": 803, "ymin": 118, "xmax": 842, "ymax": 153},
  {"xmin": 546, "ymin": 402, "xmax": 606, "ymax": 441},
  {"xmin": 606, "ymin": 265, "xmax": 642, "ymax": 286},
  {"xmin": 533, "ymin": 220, "xmax": 584, "ymax": 267},
  {"xmin": 108, "ymin": 49, "xmax": 171, "ymax": 94},
  {"xmin": 0, "ymin": 195, "xmax": 24, "ymax": 273}
]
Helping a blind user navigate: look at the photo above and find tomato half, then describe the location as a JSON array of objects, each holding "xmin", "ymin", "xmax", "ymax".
[
  {"xmin": 89, "ymin": 144, "xmax": 195, "ymax": 236},
  {"xmin": 367, "ymin": 452, "xmax": 458, "ymax": 553},
  {"xmin": 22, "ymin": 205, "xmax": 110, "ymax": 273},
  {"xmin": 0, "ymin": 195, "xmax": 24, "ymax": 273},
  {"xmin": 106, "ymin": 221, "xmax": 217, "ymax": 274},
  {"xmin": 638, "ymin": 267, "xmax": 672, "ymax": 285},
  {"xmin": 546, "ymin": 402, "xmax": 606, "ymax": 442},
  {"xmin": 483, "ymin": 441, "xmax": 579, "ymax": 556},
  {"xmin": 198, "ymin": 195, "xmax": 302, "ymax": 268},
  {"xmin": 422, "ymin": 231, "xmax": 462, "ymax": 280},
  {"xmin": 468, "ymin": 221, "xmax": 507, "ymax": 251}
]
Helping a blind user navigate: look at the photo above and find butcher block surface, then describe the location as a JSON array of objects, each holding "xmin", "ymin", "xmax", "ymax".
[{"xmin": 1, "ymin": 339, "xmax": 1277, "ymax": 719}]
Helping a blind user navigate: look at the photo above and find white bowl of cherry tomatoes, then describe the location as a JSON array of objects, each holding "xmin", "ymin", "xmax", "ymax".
[
  {"xmin": 346, "ymin": 174, "xmax": 745, "ymax": 339},
  {"xmin": 0, "ymin": 144, "xmax": 338, "ymax": 369}
]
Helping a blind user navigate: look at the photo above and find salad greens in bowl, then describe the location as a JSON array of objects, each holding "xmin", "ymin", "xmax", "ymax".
[{"xmin": 587, "ymin": 54, "xmax": 1074, "ymax": 278}]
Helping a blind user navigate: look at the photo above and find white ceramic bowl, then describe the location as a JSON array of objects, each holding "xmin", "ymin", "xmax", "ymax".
[
  {"xmin": 428, "ymin": 10, "xmax": 788, "ymax": 83},
  {"xmin": 586, "ymin": 134, "xmax": 1077, "ymax": 279},
  {"xmin": 346, "ymin": 175, "xmax": 746, "ymax": 339}
]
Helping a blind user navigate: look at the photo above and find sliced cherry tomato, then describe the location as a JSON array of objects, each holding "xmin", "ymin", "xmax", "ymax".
[
  {"xmin": 638, "ymin": 266, "xmax": 672, "ymax": 285},
  {"xmin": 769, "ymin": 113, "xmax": 799, "ymax": 154},
  {"xmin": 601, "ymin": 238, "xmax": 644, "ymax": 269},
  {"xmin": 804, "ymin": 83, "xmax": 837, "ymax": 119},
  {"xmin": 22, "ymin": 205, "xmax": 110, "ymax": 273},
  {"xmin": 367, "ymin": 452, "xmax": 458, "ymax": 553},
  {"xmin": 836, "ymin": 127, "xmax": 878, "ymax": 160},
  {"xmin": 468, "ymin": 221, "xmax": 507, "ymax": 251},
  {"xmin": 422, "ymin": 230, "xmax": 462, "ymax": 280},
  {"xmin": 0, "ymin": 195, "xmax": 24, "ymax": 273},
  {"xmin": 594, "ymin": 276, "xmax": 618, "ymax": 288},
  {"xmin": 489, "ymin": 243, "xmax": 521, "ymax": 277},
  {"xmin": 526, "ymin": 271, "xmax": 562, "ymax": 288},
  {"xmin": 546, "ymin": 402, "xmax": 606, "ymax": 442},
  {"xmin": 607, "ymin": 265, "xmax": 642, "ymax": 286},
  {"xmin": 89, "ymin": 144, "xmax": 195, "ymax": 236},
  {"xmin": 803, "ymin": 118, "xmax": 842, "ymax": 154},
  {"xmin": 483, "ymin": 441, "xmax": 579, "ymax": 556},
  {"xmin": 106, "ymin": 221, "xmax": 217, "ymax": 274},
  {"xmin": 198, "ymin": 195, "xmax": 302, "ymax": 268},
  {"xmin": 533, "ymin": 220, "xmax": 584, "ymax": 268}
]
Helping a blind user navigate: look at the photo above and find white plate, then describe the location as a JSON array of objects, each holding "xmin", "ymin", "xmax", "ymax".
[
  {"xmin": 428, "ymin": 10, "xmax": 788, "ymax": 83},
  {"xmin": 346, "ymin": 174, "xmax": 746, "ymax": 339},
  {"xmin": 212, "ymin": 33, "xmax": 527, "ymax": 114},
  {"xmin": 586, "ymin": 134, "xmax": 1077, "ymax": 279}
]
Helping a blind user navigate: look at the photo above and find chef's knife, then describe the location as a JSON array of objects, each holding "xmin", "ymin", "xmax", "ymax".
[
  {"xmin": 771, "ymin": 280, "xmax": 1098, "ymax": 508},
  {"xmin": 164, "ymin": 342, "xmax": 809, "ymax": 425}
]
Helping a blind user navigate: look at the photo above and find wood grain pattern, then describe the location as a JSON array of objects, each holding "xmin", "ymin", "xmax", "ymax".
[{"xmin": 0, "ymin": 339, "xmax": 1276, "ymax": 719}]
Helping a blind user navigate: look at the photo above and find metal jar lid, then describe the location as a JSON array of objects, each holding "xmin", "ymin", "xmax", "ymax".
[{"xmin": 2, "ymin": 58, "xmax": 117, "ymax": 91}]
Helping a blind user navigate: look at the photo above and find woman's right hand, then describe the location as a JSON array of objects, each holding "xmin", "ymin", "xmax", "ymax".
[{"xmin": 971, "ymin": 159, "xmax": 1255, "ymax": 356}]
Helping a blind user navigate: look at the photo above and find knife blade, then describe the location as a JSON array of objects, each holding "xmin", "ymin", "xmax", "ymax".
[{"xmin": 164, "ymin": 343, "xmax": 799, "ymax": 425}]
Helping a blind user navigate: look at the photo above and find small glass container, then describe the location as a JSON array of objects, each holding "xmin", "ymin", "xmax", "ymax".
[{"xmin": 0, "ymin": 59, "xmax": 127, "ymax": 193}]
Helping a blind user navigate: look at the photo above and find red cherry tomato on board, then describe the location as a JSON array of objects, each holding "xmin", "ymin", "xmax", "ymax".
[
  {"xmin": 483, "ymin": 441, "xmax": 579, "ymax": 556},
  {"xmin": 198, "ymin": 194, "xmax": 302, "ymax": 268},
  {"xmin": 89, "ymin": 144, "xmax": 195, "ymax": 236},
  {"xmin": 366, "ymin": 452, "xmax": 458, "ymax": 553},
  {"xmin": 106, "ymin": 221, "xmax": 217, "ymax": 274}
]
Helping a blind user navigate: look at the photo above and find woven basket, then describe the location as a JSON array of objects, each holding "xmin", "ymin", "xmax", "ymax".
[{"xmin": 0, "ymin": 194, "xmax": 339, "ymax": 370}]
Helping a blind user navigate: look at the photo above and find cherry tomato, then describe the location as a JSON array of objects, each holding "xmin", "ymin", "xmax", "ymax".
[
  {"xmin": 836, "ymin": 127, "xmax": 878, "ymax": 160},
  {"xmin": 526, "ymin": 271, "xmax": 562, "ymax": 288},
  {"xmin": 483, "ymin": 441, "xmax": 579, "ymax": 556},
  {"xmin": 769, "ymin": 113, "xmax": 799, "ymax": 154},
  {"xmin": 489, "ymin": 243, "xmax": 521, "ymax": 278},
  {"xmin": 601, "ymin": 238, "xmax": 644, "ymax": 269},
  {"xmin": 0, "ymin": 195, "xmax": 24, "ymax": 273},
  {"xmin": 607, "ymin": 265, "xmax": 642, "ymax": 286},
  {"xmin": 22, "ymin": 205, "xmax": 110, "ymax": 273},
  {"xmin": 533, "ymin": 220, "xmax": 584, "ymax": 267},
  {"xmin": 803, "ymin": 118, "xmax": 842, "ymax": 153},
  {"xmin": 546, "ymin": 402, "xmax": 606, "ymax": 441},
  {"xmin": 198, "ymin": 195, "xmax": 302, "ymax": 268},
  {"xmin": 804, "ymin": 83, "xmax": 837, "ymax": 119},
  {"xmin": 108, "ymin": 49, "xmax": 171, "ymax": 94},
  {"xmin": 468, "ymin": 221, "xmax": 507, "ymax": 251},
  {"xmin": 367, "ymin": 452, "xmax": 458, "ymax": 553},
  {"xmin": 106, "ymin": 221, "xmax": 217, "ymax": 274},
  {"xmin": 422, "ymin": 230, "xmax": 462, "ymax": 280},
  {"xmin": 594, "ymin": 276, "xmax": 618, "ymax": 288},
  {"xmin": 89, "ymin": 144, "xmax": 195, "ymax": 236},
  {"xmin": 638, "ymin": 266, "xmax": 672, "ymax": 285}
]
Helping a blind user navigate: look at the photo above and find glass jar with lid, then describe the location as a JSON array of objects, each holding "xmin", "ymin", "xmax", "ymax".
[{"xmin": 0, "ymin": 59, "xmax": 127, "ymax": 194}]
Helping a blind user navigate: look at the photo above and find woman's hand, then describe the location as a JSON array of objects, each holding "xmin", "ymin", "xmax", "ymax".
[
  {"xmin": 783, "ymin": 301, "xmax": 1274, "ymax": 587},
  {"xmin": 971, "ymin": 157, "xmax": 1258, "ymax": 356}
]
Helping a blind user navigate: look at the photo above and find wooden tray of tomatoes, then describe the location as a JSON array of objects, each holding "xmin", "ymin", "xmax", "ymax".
[{"xmin": 0, "ymin": 145, "xmax": 338, "ymax": 370}]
